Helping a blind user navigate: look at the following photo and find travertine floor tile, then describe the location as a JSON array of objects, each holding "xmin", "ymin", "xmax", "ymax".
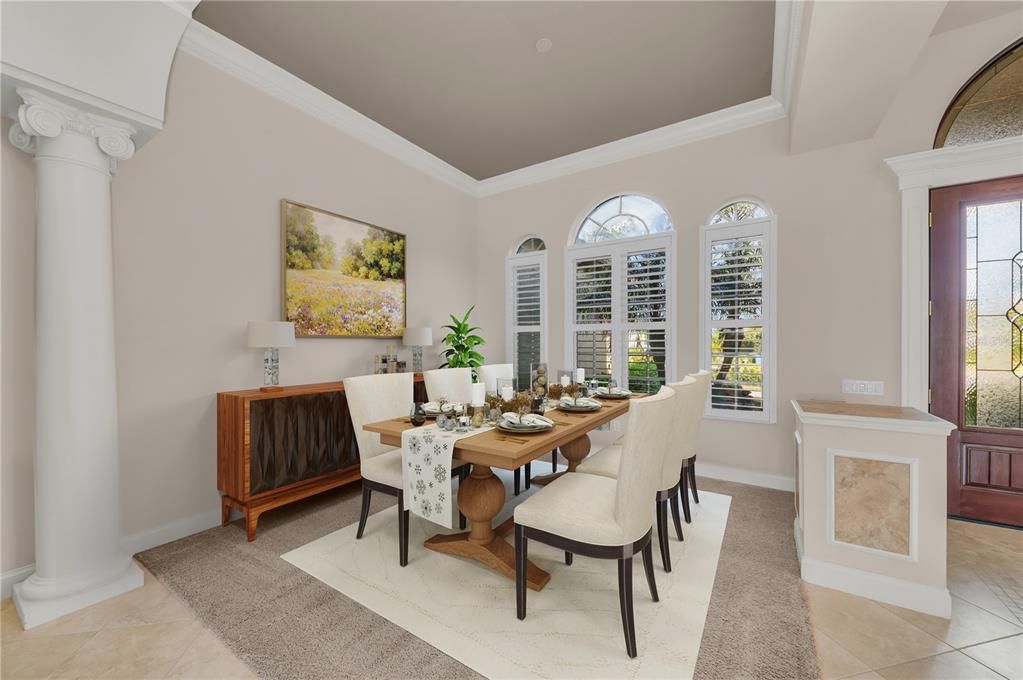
[
  {"xmin": 813, "ymin": 627, "xmax": 870, "ymax": 680},
  {"xmin": 875, "ymin": 650, "xmax": 1004, "ymax": 680},
  {"xmin": 805, "ymin": 584, "xmax": 953, "ymax": 670},
  {"xmin": 881, "ymin": 594, "xmax": 1022, "ymax": 648},
  {"xmin": 844, "ymin": 673, "xmax": 885, "ymax": 680},
  {"xmin": 0, "ymin": 632, "xmax": 95, "ymax": 679},
  {"xmin": 961, "ymin": 633, "xmax": 1023, "ymax": 679},
  {"xmin": 48, "ymin": 619, "xmax": 203, "ymax": 680},
  {"xmin": 165, "ymin": 628, "xmax": 256, "ymax": 680}
]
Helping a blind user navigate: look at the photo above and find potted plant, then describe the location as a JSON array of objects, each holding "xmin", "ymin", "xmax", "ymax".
[{"xmin": 440, "ymin": 305, "xmax": 486, "ymax": 376}]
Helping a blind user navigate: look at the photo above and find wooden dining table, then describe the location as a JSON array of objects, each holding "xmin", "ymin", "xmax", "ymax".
[{"xmin": 363, "ymin": 397, "xmax": 634, "ymax": 591}]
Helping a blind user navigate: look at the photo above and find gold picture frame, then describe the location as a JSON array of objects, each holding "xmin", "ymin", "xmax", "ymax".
[{"xmin": 281, "ymin": 199, "xmax": 407, "ymax": 338}]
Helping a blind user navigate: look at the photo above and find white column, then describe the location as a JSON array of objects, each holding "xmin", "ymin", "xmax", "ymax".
[{"xmin": 8, "ymin": 89, "xmax": 143, "ymax": 629}]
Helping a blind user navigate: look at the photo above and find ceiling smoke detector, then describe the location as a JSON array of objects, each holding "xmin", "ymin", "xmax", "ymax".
[{"xmin": 535, "ymin": 38, "xmax": 553, "ymax": 54}]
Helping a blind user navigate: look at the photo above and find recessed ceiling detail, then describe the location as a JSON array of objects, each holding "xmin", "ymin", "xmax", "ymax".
[{"xmin": 194, "ymin": 1, "xmax": 775, "ymax": 180}]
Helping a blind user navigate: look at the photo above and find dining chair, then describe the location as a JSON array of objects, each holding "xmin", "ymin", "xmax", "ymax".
[
  {"xmin": 513, "ymin": 387, "xmax": 677, "ymax": 658},
  {"xmin": 423, "ymin": 367, "xmax": 474, "ymax": 404},
  {"xmin": 476, "ymin": 363, "xmax": 512, "ymax": 394},
  {"xmin": 576, "ymin": 377, "xmax": 701, "ymax": 571},
  {"xmin": 679, "ymin": 370, "xmax": 712, "ymax": 523},
  {"xmin": 345, "ymin": 372, "xmax": 467, "ymax": 566}
]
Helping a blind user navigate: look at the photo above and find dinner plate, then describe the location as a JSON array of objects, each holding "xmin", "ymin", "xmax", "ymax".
[
  {"xmin": 596, "ymin": 392, "xmax": 632, "ymax": 400},
  {"xmin": 497, "ymin": 421, "xmax": 553, "ymax": 434},
  {"xmin": 557, "ymin": 402, "xmax": 601, "ymax": 412}
]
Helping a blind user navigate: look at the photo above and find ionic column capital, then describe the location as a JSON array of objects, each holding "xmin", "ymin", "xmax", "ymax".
[{"xmin": 8, "ymin": 88, "xmax": 137, "ymax": 168}]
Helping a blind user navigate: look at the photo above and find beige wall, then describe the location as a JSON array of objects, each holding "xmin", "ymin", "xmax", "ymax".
[
  {"xmin": 1, "ymin": 52, "xmax": 478, "ymax": 573},
  {"xmin": 470, "ymin": 11, "xmax": 1022, "ymax": 485}
]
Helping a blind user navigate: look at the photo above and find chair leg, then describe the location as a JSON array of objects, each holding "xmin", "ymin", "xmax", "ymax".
[
  {"xmin": 458, "ymin": 467, "xmax": 467, "ymax": 530},
  {"xmin": 397, "ymin": 491, "xmax": 409, "ymax": 567},
  {"xmin": 656, "ymin": 498, "xmax": 671, "ymax": 572},
  {"xmin": 525, "ymin": 462, "xmax": 531, "ymax": 489},
  {"xmin": 565, "ymin": 551, "xmax": 573, "ymax": 565},
  {"xmin": 356, "ymin": 485, "xmax": 372, "ymax": 539},
  {"xmin": 689, "ymin": 458, "xmax": 699, "ymax": 504},
  {"xmin": 514, "ymin": 467, "xmax": 521, "ymax": 496},
  {"xmin": 515, "ymin": 524, "xmax": 527, "ymax": 620},
  {"xmin": 670, "ymin": 493, "xmax": 685, "ymax": 542},
  {"xmin": 617, "ymin": 557, "xmax": 638, "ymax": 658},
  {"xmin": 680, "ymin": 469, "xmax": 692, "ymax": 524},
  {"xmin": 551, "ymin": 449, "xmax": 557, "ymax": 471},
  {"xmin": 641, "ymin": 538, "xmax": 659, "ymax": 602}
]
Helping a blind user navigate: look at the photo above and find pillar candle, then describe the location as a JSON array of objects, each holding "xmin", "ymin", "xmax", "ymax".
[
  {"xmin": 575, "ymin": 368, "xmax": 585, "ymax": 383},
  {"xmin": 560, "ymin": 375, "xmax": 571, "ymax": 387},
  {"xmin": 471, "ymin": 382, "xmax": 486, "ymax": 406},
  {"xmin": 501, "ymin": 385, "xmax": 515, "ymax": 402}
]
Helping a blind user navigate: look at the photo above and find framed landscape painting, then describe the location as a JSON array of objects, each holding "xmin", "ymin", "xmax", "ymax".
[{"xmin": 281, "ymin": 199, "xmax": 406, "ymax": 338}]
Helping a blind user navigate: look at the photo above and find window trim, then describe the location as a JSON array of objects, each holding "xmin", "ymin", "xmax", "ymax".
[
  {"xmin": 564, "ymin": 231, "xmax": 677, "ymax": 389},
  {"xmin": 505, "ymin": 245, "xmax": 548, "ymax": 384},
  {"xmin": 699, "ymin": 206, "xmax": 777, "ymax": 424}
]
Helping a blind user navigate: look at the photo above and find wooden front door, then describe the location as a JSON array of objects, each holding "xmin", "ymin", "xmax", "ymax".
[{"xmin": 931, "ymin": 176, "xmax": 1023, "ymax": 526}]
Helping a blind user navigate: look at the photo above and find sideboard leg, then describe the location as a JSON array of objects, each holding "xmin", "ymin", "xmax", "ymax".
[
  {"xmin": 246, "ymin": 509, "xmax": 259, "ymax": 542},
  {"xmin": 221, "ymin": 496, "xmax": 231, "ymax": 527}
]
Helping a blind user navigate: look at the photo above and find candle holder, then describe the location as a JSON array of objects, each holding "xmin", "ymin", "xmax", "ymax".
[{"xmin": 471, "ymin": 405, "xmax": 485, "ymax": 429}]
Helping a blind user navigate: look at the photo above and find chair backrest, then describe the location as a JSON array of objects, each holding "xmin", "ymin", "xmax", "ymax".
[
  {"xmin": 423, "ymin": 367, "xmax": 474, "ymax": 403},
  {"xmin": 477, "ymin": 363, "xmax": 513, "ymax": 394},
  {"xmin": 661, "ymin": 376, "xmax": 699, "ymax": 489},
  {"xmin": 344, "ymin": 372, "xmax": 413, "ymax": 462},
  {"xmin": 684, "ymin": 370, "xmax": 712, "ymax": 458},
  {"xmin": 613, "ymin": 387, "xmax": 677, "ymax": 541}
]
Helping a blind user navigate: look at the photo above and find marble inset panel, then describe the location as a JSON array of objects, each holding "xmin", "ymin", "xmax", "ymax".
[{"xmin": 833, "ymin": 455, "xmax": 911, "ymax": 555}]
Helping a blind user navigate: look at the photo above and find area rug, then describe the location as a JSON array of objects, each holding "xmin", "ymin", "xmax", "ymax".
[
  {"xmin": 281, "ymin": 470, "xmax": 730, "ymax": 680},
  {"xmin": 136, "ymin": 466, "xmax": 820, "ymax": 680}
]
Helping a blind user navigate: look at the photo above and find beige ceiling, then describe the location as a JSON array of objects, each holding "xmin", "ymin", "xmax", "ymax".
[{"xmin": 193, "ymin": 1, "xmax": 774, "ymax": 180}]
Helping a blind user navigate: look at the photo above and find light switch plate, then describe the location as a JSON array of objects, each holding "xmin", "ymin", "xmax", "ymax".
[{"xmin": 842, "ymin": 379, "xmax": 885, "ymax": 396}]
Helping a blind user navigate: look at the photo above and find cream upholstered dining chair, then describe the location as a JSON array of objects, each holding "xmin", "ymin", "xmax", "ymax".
[
  {"xmin": 576, "ymin": 377, "xmax": 701, "ymax": 572},
  {"xmin": 476, "ymin": 363, "xmax": 512, "ymax": 394},
  {"xmin": 513, "ymin": 387, "xmax": 676, "ymax": 658},
  {"xmin": 345, "ymin": 372, "xmax": 467, "ymax": 566},
  {"xmin": 679, "ymin": 370, "xmax": 712, "ymax": 523},
  {"xmin": 423, "ymin": 367, "xmax": 474, "ymax": 404}
]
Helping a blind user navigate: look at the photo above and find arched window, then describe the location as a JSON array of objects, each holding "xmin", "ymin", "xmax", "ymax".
[
  {"xmin": 567, "ymin": 195, "xmax": 675, "ymax": 392},
  {"xmin": 574, "ymin": 194, "xmax": 674, "ymax": 244},
  {"xmin": 935, "ymin": 39, "xmax": 1023, "ymax": 148},
  {"xmin": 516, "ymin": 237, "xmax": 546, "ymax": 253},
  {"xmin": 506, "ymin": 237, "xmax": 548, "ymax": 388},
  {"xmin": 700, "ymin": 198, "xmax": 776, "ymax": 423}
]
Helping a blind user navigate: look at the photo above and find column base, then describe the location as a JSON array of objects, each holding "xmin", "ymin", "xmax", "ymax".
[{"xmin": 13, "ymin": 560, "xmax": 143, "ymax": 629}]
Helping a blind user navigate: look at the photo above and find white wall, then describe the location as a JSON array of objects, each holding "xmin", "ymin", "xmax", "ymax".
[
  {"xmin": 1, "ymin": 52, "xmax": 478, "ymax": 573},
  {"xmin": 471, "ymin": 11, "xmax": 1023, "ymax": 486}
]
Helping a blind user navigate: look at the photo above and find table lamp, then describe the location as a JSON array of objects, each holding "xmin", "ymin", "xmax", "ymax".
[
  {"xmin": 247, "ymin": 321, "xmax": 296, "ymax": 391},
  {"xmin": 402, "ymin": 327, "xmax": 432, "ymax": 373}
]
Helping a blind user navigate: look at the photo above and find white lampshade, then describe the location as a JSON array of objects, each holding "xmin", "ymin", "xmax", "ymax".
[
  {"xmin": 402, "ymin": 327, "xmax": 433, "ymax": 347},
  {"xmin": 247, "ymin": 321, "xmax": 296, "ymax": 348}
]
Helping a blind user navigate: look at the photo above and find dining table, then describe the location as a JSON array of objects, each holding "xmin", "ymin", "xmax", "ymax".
[{"xmin": 362, "ymin": 395, "xmax": 635, "ymax": 591}]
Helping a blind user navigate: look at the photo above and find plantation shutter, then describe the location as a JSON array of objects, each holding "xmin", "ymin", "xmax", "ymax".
[
  {"xmin": 707, "ymin": 234, "xmax": 766, "ymax": 413},
  {"xmin": 623, "ymin": 248, "xmax": 668, "ymax": 392},
  {"xmin": 506, "ymin": 253, "xmax": 546, "ymax": 389}
]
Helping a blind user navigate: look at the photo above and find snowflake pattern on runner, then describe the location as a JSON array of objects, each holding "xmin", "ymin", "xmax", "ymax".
[{"xmin": 401, "ymin": 424, "xmax": 487, "ymax": 529}]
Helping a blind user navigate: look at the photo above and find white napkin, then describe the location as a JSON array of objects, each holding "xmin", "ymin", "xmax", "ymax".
[
  {"xmin": 560, "ymin": 396, "xmax": 601, "ymax": 408},
  {"xmin": 423, "ymin": 401, "xmax": 462, "ymax": 413},
  {"xmin": 502, "ymin": 413, "xmax": 555, "ymax": 427},
  {"xmin": 595, "ymin": 386, "xmax": 633, "ymax": 396}
]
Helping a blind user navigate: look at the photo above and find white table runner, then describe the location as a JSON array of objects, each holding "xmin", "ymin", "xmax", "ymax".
[{"xmin": 401, "ymin": 423, "xmax": 492, "ymax": 528}]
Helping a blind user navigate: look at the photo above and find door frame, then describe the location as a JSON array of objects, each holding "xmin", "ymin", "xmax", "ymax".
[{"xmin": 885, "ymin": 135, "xmax": 1023, "ymax": 411}]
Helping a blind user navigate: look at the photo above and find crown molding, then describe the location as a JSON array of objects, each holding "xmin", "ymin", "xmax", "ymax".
[
  {"xmin": 884, "ymin": 135, "xmax": 1023, "ymax": 190},
  {"xmin": 178, "ymin": 15, "xmax": 799, "ymax": 198},
  {"xmin": 177, "ymin": 21, "xmax": 480, "ymax": 196}
]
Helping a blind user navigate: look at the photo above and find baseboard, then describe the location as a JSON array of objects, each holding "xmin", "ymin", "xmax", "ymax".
[
  {"xmin": 697, "ymin": 462, "xmax": 796, "ymax": 492},
  {"xmin": 120, "ymin": 508, "xmax": 222, "ymax": 557},
  {"xmin": 800, "ymin": 557, "xmax": 952, "ymax": 618},
  {"xmin": 793, "ymin": 517, "xmax": 804, "ymax": 561},
  {"xmin": 1, "ymin": 564, "xmax": 35, "ymax": 600}
]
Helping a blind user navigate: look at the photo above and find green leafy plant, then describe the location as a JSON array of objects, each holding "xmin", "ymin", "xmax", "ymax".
[{"xmin": 441, "ymin": 306, "xmax": 486, "ymax": 373}]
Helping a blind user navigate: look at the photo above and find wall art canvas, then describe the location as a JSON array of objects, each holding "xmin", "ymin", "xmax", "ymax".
[{"xmin": 282, "ymin": 199, "xmax": 406, "ymax": 337}]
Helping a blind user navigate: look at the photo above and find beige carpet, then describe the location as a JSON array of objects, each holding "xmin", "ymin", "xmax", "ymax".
[{"xmin": 137, "ymin": 475, "xmax": 819, "ymax": 679}]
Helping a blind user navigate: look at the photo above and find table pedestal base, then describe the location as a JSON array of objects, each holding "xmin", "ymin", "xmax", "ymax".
[
  {"xmin": 531, "ymin": 435, "xmax": 591, "ymax": 486},
  {"xmin": 424, "ymin": 465, "xmax": 551, "ymax": 591}
]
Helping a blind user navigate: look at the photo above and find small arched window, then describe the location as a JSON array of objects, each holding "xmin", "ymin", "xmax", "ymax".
[
  {"xmin": 516, "ymin": 237, "xmax": 546, "ymax": 254},
  {"xmin": 575, "ymin": 195, "xmax": 673, "ymax": 244},
  {"xmin": 935, "ymin": 39, "xmax": 1023, "ymax": 148},
  {"xmin": 709, "ymin": 200, "xmax": 769, "ymax": 225}
]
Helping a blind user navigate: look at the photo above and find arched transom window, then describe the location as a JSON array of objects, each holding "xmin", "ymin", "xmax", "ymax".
[
  {"xmin": 567, "ymin": 195, "xmax": 675, "ymax": 392},
  {"xmin": 575, "ymin": 195, "xmax": 674, "ymax": 244},
  {"xmin": 516, "ymin": 237, "xmax": 547, "ymax": 253},
  {"xmin": 935, "ymin": 39, "xmax": 1023, "ymax": 148}
]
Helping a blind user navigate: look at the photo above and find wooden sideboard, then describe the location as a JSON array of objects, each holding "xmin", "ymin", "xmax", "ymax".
[{"xmin": 217, "ymin": 376, "xmax": 427, "ymax": 541}]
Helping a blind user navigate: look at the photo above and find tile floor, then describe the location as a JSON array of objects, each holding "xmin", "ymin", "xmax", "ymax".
[
  {"xmin": 1, "ymin": 518, "xmax": 1019, "ymax": 679},
  {"xmin": 809, "ymin": 518, "xmax": 1023, "ymax": 680},
  {"xmin": 0, "ymin": 564, "xmax": 253, "ymax": 680}
]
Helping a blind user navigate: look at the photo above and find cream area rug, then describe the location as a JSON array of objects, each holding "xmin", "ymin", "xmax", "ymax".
[{"xmin": 282, "ymin": 466, "xmax": 731, "ymax": 680}]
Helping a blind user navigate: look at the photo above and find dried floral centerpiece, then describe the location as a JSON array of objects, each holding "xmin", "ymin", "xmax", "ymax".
[
  {"xmin": 547, "ymin": 384, "xmax": 563, "ymax": 400},
  {"xmin": 563, "ymin": 382, "xmax": 583, "ymax": 405},
  {"xmin": 498, "ymin": 393, "xmax": 532, "ymax": 424}
]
